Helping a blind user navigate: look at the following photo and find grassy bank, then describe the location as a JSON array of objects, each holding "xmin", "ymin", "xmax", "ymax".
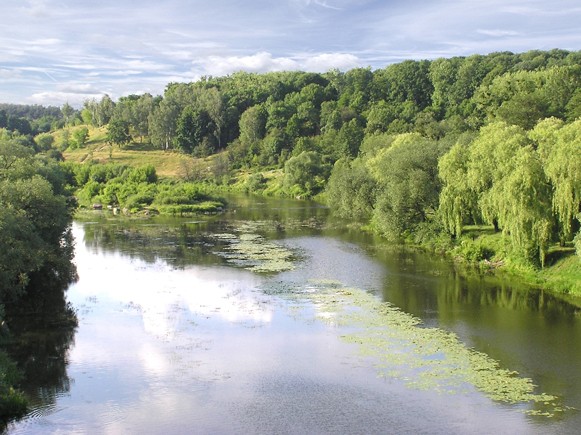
[
  {"xmin": 63, "ymin": 130, "xmax": 193, "ymax": 179},
  {"xmin": 438, "ymin": 225, "xmax": 581, "ymax": 298}
]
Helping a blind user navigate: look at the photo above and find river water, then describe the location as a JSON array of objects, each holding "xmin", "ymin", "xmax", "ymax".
[{"xmin": 7, "ymin": 197, "xmax": 581, "ymax": 434}]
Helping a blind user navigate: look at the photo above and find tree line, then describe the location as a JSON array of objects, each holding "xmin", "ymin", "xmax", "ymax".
[
  {"xmin": 5, "ymin": 49, "xmax": 581, "ymax": 267},
  {"xmin": 77, "ymin": 49, "xmax": 581, "ymax": 267}
]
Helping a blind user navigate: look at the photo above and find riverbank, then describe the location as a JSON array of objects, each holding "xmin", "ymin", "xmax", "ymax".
[{"xmin": 410, "ymin": 223, "xmax": 581, "ymax": 301}]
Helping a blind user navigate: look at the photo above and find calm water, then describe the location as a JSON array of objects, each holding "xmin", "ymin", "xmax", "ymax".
[{"xmin": 7, "ymin": 197, "xmax": 581, "ymax": 434}]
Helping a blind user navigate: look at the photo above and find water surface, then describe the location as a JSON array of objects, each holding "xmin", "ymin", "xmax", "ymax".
[{"xmin": 7, "ymin": 197, "xmax": 581, "ymax": 434}]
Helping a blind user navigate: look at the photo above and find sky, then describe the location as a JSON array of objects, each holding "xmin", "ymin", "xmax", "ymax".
[{"xmin": 1, "ymin": 0, "xmax": 581, "ymax": 107}]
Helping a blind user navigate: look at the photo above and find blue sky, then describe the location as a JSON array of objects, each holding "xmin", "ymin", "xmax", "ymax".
[{"xmin": 2, "ymin": 0, "xmax": 581, "ymax": 107}]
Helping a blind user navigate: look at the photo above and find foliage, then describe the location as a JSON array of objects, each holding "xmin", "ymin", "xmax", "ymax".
[
  {"xmin": 326, "ymin": 158, "xmax": 376, "ymax": 221},
  {"xmin": 283, "ymin": 151, "xmax": 330, "ymax": 198},
  {"xmin": 0, "ymin": 134, "xmax": 78, "ymax": 424},
  {"xmin": 368, "ymin": 134, "xmax": 443, "ymax": 240},
  {"xmin": 27, "ymin": 49, "xmax": 581, "ymax": 271},
  {"xmin": 66, "ymin": 161, "xmax": 225, "ymax": 214},
  {"xmin": 106, "ymin": 119, "xmax": 131, "ymax": 146}
]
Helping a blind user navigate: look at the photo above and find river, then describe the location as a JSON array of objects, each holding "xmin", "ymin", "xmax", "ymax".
[{"xmin": 6, "ymin": 197, "xmax": 581, "ymax": 434}]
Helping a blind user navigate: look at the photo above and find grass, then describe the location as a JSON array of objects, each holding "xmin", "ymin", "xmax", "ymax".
[
  {"xmin": 450, "ymin": 226, "xmax": 581, "ymax": 298},
  {"xmin": 64, "ymin": 143, "xmax": 193, "ymax": 179}
]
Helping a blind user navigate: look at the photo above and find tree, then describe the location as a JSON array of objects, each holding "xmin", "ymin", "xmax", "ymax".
[
  {"xmin": 198, "ymin": 87, "xmax": 226, "ymax": 148},
  {"xmin": 465, "ymin": 122, "xmax": 529, "ymax": 229},
  {"xmin": 494, "ymin": 146, "xmax": 553, "ymax": 266},
  {"xmin": 149, "ymin": 98, "xmax": 180, "ymax": 151},
  {"xmin": 71, "ymin": 127, "xmax": 89, "ymax": 149},
  {"xmin": 326, "ymin": 157, "xmax": 377, "ymax": 221},
  {"xmin": 368, "ymin": 134, "xmax": 443, "ymax": 239},
  {"xmin": 532, "ymin": 119, "xmax": 581, "ymax": 242},
  {"xmin": 239, "ymin": 105, "xmax": 266, "ymax": 150},
  {"xmin": 96, "ymin": 95, "xmax": 115, "ymax": 126},
  {"xmin": 283, "ymin": 151, "xmax": 329, "ymax": 198},
  {"xmin": 107, "ymin": 119, "xmax": 131, "ymax": 147},
  {"xmin": 133, "ymin": 93, "xmax": 155, "ymax": 142},
  {"xmin": 438, "ymin": 139, "xmax": 478, "ymax": 237},
  {"xmin": 60, "ymin": 103, "xmax": 75, "ymax": 126},
  {"xmin": 34, "ymin": 133, "xmax": 55, "ymax": 151},
  {"xmin": 336, "ymin": 118, "xmax": 364, "ymax": 159},
  {"xmin": 174, "ymin": 107, "xmax": 215, "ymax": 155},
  {"xmin": 0, "ymin": 140, "xmax": 76, "ymax": 304}
]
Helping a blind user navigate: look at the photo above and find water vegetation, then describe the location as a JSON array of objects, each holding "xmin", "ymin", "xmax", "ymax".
[
  {"xmin": 291, "ymin": 280, "xmax": 568, "ymax": 417},
  {"xmin": 212, "ymin": 222, "xmax": 298, "ymax": 273}
]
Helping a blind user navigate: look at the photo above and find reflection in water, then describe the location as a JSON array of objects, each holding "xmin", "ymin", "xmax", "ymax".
[
  {"xmin": 7, "ymin": 197, "xmax": 581, "ymax": 434},
  {"xmin": 4, "ymin": 282, "xmax": 77, "ymax": 425}
]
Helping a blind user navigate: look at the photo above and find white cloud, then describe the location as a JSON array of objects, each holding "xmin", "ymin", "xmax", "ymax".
[
  {"xmin": 57, "ymin": 83, "xmax": 102, "ymax": 94},
  {"xmin": 29, "ymin": 91, "xmax": 106, "ymax": 107},
  {"xmin": 303, "ymin": 53, "xmax": 360, "ymax": 71},
  {"xmin": 198, "ymin": 52, "xmax": 297, "ymax": 76},
  {"xmin": 195, "ymin": 51, "xmax": 361, "ymax": 77},
  {"xmin": 477, "ymin": 29, "xmax": 521, "ymax": 37}
]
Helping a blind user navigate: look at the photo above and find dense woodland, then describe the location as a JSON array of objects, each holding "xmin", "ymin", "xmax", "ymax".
[{"xmin": 1, "ymin": 48, "xmax": 581, "ymax": 422}]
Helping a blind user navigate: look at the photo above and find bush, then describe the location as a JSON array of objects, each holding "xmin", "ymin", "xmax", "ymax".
[
  {"xmin": 455, "ymin": 239, "xmax": 495, "ymax": 263},
  {"xmin": 245, "ymin": 173, "xmax": 267, "ymax": 193}
]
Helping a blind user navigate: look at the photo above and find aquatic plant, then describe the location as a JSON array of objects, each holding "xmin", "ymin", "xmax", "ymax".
[
  {"xmin": 293, "ymin": 280, "xmax": 567, "ymax": 417},
  {"xmin": 212, "ymin": 222, "xmax": 297, "ymax": 273}
]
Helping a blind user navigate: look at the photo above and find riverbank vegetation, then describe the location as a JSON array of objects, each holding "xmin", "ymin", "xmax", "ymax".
[{"xmin": 0, "ymin": 129, "xmax": 78, "ymax": 426}]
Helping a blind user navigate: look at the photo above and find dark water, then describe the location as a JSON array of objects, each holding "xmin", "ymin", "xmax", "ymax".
[{"xmin": 7, "ymin": 197, "xmax": 581, "ymax": 434}]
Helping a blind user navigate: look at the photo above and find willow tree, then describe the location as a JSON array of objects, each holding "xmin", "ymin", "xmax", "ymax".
[
  {"xmin": 495, "ymin": 146, "xmax": 553, "ymax": 267},
  {"xmin": 536, "ymin": 120, "xmax": 581, "ymax": 243},
  {"xmin": 466, "ymin": 122, "xmax": 529, "ymax": 230},
  {"xmin": 438, "ymin": 141, "xmax": 476, "ymax": 237}
]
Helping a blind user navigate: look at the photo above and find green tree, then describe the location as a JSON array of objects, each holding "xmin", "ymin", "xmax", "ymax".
[
  {"xmin": 438, "ymin": 140, "xmax": 477, "ymax": 237},
  {"xmin": 174, "ymin": 107, "xmax": 215, "ymax": 155},
  {"xmin": 326, "ymin": 157, "xmax": 377, "ymax": 221},
  {"xmin": 71, "ymin": 127, "xmax": 89, "ymax": 149},
  {"xmin": 283, "ymin": 151, "xmax": 329, "ymax": 198},
  {"xmin": 106, "ymin": 119, "xmax": 131, "ymax": 147},
  {"xmin": 532, "ymin": 119, "xmax": 581, "ymax": 242},
  {"xmin": 494, "ymin": 146, "xmax": 553, "ymax": 266},
  {"xmin": 34, "ymin": 133, "xmax": 55, "ymax": 151},
  {"xmin": 149, "ymin": 98, "xmax": 180, "ymax": 150},
  {"xmin": 466, "ymin": 122, "xmax": 529, "ymax": 229},
  {"xmin": 60, "ymin": 102, "xmax": 75, "ymax": 126},
  {"xmin": 239, "ymin": 105, "xmax": 266, "ymax": 151},
  {"xmin": 368, "ymin": 134, "xmax": 443, "ymax": 239}
]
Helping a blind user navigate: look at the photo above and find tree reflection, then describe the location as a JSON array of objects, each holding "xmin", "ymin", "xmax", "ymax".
[{"xmin": 4, "ymin": 275, "xmax": 77, "ymax": 422}]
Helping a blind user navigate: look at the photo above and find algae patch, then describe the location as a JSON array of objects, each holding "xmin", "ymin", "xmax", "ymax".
[
  {"xmin": 295, "ymin": 280, "xmax": 567, "ymax": 418},
  {"xmin": 212, "ymin": 222, "xmax": 298, "ymax": 273}
]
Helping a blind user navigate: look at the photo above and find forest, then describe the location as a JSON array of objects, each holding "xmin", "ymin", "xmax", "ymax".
[{"xmin": 1, "ymin": 47, "xmax": 581, "ymax": 424}]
